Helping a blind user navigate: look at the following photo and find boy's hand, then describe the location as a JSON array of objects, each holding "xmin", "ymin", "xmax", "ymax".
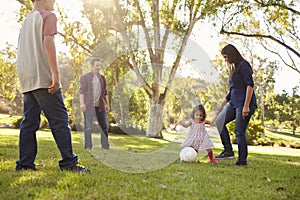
[{"xmin": 48, "ymin": 74, "xmax": 59, "ymax": 94}]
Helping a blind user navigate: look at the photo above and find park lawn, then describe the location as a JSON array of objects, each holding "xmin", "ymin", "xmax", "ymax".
[{"xmin": 0, "ymin": 128, "xmax": 299, "ymax": 200}]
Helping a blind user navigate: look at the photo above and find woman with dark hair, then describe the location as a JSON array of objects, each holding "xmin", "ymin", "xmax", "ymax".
[{"xmin": 215, "ymin": 44, "xmax": 257, "ymax": 166}]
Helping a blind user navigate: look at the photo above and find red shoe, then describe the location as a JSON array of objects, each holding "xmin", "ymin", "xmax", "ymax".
[{"xmin": 210, "ymin": 158, "xmax": 217, "ymax": 164}]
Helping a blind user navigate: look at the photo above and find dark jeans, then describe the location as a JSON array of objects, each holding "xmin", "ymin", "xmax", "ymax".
[
  {"xmin": 215, "ymin": 103, "xmax": 256, "ymax": 164},
  {"xmin": 16, "ymin": 89, "xmax": 78, "ymax": 169},
  {"xmin": 84, "ymin": 107, "xmax": 109, "ymax": 149}
]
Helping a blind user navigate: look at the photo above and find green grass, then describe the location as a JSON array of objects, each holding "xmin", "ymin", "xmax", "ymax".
[{"xmin": 0, "ymin": 127, "xmax": 300, "ymax": 200}]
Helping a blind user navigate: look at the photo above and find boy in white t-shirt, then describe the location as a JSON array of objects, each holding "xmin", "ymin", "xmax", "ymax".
[{"xmin": 16, "ymin": 0, "xmax": 90, "ymax": 173}]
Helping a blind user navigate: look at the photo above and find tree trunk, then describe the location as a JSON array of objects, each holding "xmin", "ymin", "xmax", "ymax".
[
  {"xmin": 259, "ymin": 85, "xmax": 265, "ymax": 137},
  {"xmin": 147, "ymin": 99, "xmax": 164, "ymax": 138},
  {"xmin": 118, "ymin": 96, "xmax": 126, "ymax": 127}
]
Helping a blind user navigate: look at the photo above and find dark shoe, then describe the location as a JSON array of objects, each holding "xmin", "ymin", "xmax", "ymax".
[
  {"xmin": 215, "ymin": 151, "xmax": 235, "ymax": 160},
  {"xmin": 61, "ymin": 163, "xmax": 91, "ymax": 173},
  {"xmin": 15, "ymin": 165, "xmax": 37, "ymax": 171},
  {"xmin": 235, "ymin": 161, "xmax": 247, "ymax": 167}
]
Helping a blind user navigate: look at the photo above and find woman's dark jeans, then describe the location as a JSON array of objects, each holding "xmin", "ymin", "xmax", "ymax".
[{"xmin": 216, "ymin": 103, "xmax": 256, "ymax": 164}]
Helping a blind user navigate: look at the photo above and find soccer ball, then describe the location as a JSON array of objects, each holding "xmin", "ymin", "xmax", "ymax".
[{"xmin": 179, "ymin": 147, "xmax": 198, "ymax": 162}]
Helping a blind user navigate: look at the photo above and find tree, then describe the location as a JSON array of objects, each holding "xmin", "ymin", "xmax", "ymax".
[
  {"xmin": 265, "ymin": 88, "xmax": 300, "ymax": 134},
  {"xmin": 218, "ymin": 0, "xmax": 300, "ymax": 74},
  {"xmin": 96, "ymin": 0, "xmax": 229, "ymax": 138},
  {"xmin": 45, "ymin": 0, "xmax": 229, "ymax": 138},
  {"xmin": 0, "ymin": 44, "xmax": 18, "ymax": 102},
  {"xmin": 288, "ymin": 87, "xmax": 300, "ymax": 134},
  {"xmin": 239, "ymin": 38, "xmax": 277, "ymax": 136}
]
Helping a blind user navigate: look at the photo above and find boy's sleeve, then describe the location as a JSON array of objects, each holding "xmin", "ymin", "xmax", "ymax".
[{"xmin": 43, "ymin": 13, "xmax": 57, "ymax": 37}]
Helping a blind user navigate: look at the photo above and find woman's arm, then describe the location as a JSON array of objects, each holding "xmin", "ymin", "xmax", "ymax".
[
  {"xmin": 242, "ymin": 85, "xmax": 253, "ymax": 118},
  {"xmin": 216, "ymin": 98, "xmax": 229, "ymax": 113}
]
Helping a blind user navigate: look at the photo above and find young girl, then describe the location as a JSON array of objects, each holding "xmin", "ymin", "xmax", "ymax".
[{"xmin": 180, "ymin": 105, "xmax": 217, "ymax": 163}]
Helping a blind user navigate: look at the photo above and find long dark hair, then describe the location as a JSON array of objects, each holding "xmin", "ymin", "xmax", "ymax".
[
  {"xmin": 190, "ymin": 104, "xmax": 206, "ymax": 120},
  {"xmin": 221, "ymin": 44, "xmax": 252, "ymax": 76}
]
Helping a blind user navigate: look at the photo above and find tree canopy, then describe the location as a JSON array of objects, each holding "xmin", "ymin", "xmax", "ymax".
[{"xmin": 218, "ymin": 0, "xmax": 300, "ymax": 73}]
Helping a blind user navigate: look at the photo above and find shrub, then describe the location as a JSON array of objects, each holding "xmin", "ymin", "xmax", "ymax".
[
  {"xmin": 227, "ymin": 119, "xmax": 264, "ymax": 145},
  {"xmin": 11, "ymin": 116, "xmax": 23, "ymax": 128},
  {"xmin": 0, "ymin": 101, "xmax": 10, "ymax": 114},
  {"xmin": 10, "ymin": 115, "xmax": 49, "ymax": 129},
  {"xmin": 40, "ymin": 114, "xmax": 49, "ymax": 129},
  {"xmin": 256, "ymin": 137, "xmax": 275, "ymax": 146}
]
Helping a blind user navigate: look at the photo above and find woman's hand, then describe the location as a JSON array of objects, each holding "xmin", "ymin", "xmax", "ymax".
[{"xmin": 242, "ymin": 105, "xmax": 250, "ymax": 119}]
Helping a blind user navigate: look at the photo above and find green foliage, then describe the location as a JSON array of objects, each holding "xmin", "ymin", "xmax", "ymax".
[
  {"xmin": 0, "ymin": 44, "xmax": 18, "ymax": 102},
  {"xmin": 39, "ymin": 114, "xmax": 49, "ymax": 129},
  {"xmin": 17, "ymin": 0, "xmax": 33, "ymax": 23},
  {"xmin": 219, "ymin": 0, "xmax": 300, "ymax": 72},
  {"xmin": 170, "ymin": 77, "xmax": 213, "ymax": 118},
  {"xmin": 255, "ymin": 131, "xmax": 300, "ymax": 149},
  {"xmin": 129, "ymin": 88, "xmax": 149, "ymax": 130},
  {"xmin": 0, "ymin": 101, "xmax": 10, "ymax": 114},
  {"xmin": 265, "ymin": 88, "xmax": 300, "ymax": 134},
  {"xmin": 10, "ymin": 116, "xmax": 23, "ymax": 128},
  {"xmin": 10, "ymin": 114, "xmax": 49, "ymax": 129},
  {"xmin": 14, "ymin": 0, "xmax": 299, "ymax": 138},
  {"xmin": 227, "ymin": 120, "xmax": 264, "ymax": 145},
  {"xmin": 164, "ymin": 91, "xmax": 181, "ymax": 127}
]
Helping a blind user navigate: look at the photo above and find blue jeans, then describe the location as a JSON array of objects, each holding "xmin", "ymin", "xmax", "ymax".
[
  {"xmin": 215, "ymin": 103, "xmax": 256, "ymax": 164},
  {"xmin": 84, "ymin": 107, "xmax": 109, "ymax": 149},
  {"xmin": 16, "ymin": 89, "xmax": 78, "ymax": 169}
]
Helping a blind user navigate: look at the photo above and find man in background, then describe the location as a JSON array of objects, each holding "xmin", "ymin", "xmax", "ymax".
[{"xmin": 80, "ymin": 58, "xmax": 110, "ymax": 150}]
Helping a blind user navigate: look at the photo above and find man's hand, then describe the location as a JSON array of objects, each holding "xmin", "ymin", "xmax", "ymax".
[
  {"xmin": 105, "ymin": 105, "xmax": 110, "ymax": 113},
  {"xmin": 80, "ymin": 104, "xmax": 87, "ymax": 112}
]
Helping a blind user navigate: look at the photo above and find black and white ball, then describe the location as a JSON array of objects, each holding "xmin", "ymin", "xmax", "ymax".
[{"xmin": 179, "ymin": 147, "xmax": 198, "ymax": 162}]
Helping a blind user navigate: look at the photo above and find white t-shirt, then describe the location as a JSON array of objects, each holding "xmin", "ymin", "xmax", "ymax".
[
  {"xmin": 92, "ymin": 75, "xmax": 101, "ymax": 106},
  {"xmin": 17, "ymin": 9, "xmax": 58, "ymax": 93}
]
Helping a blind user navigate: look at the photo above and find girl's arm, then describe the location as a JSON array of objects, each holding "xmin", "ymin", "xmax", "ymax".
[{"xmin": 179, "ymin": 119, "xmax": 192, "ymax": 128}]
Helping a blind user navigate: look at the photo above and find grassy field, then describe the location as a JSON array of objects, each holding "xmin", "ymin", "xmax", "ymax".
[
  {"xmin": 0, "ymin": 114, "xmax": 300, "ymax": 199},
  {"xmin": 0, "ymin": 127, "xmax": 299, "ymax": 200}
]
